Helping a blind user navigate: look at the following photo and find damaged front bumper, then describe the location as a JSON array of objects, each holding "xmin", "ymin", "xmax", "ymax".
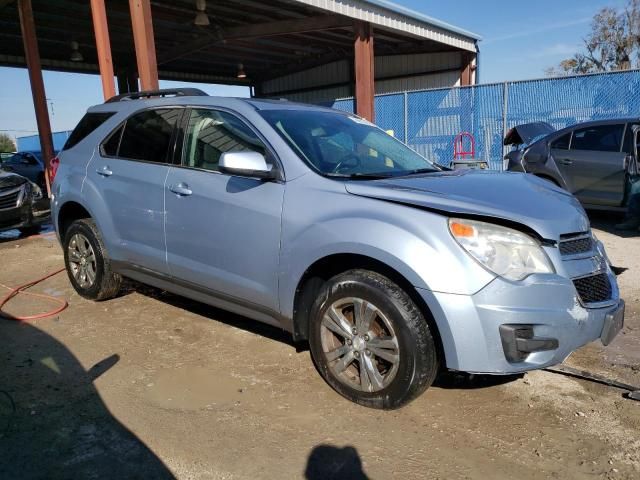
[{"xmin": 418, "ymin": 268, "xmax": 623, "ymax": 374}]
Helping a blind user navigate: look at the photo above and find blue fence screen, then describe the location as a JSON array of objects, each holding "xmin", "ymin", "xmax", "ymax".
[{"xmin": 328, "ymin": 70, "xmax": 640, "ymax": 170}]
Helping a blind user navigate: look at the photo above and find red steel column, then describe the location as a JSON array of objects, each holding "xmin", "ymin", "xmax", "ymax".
[
  {"xmin": 129, "ymin": 0, "xmax": 159, "ymax": 91},
  {"xmin": 353, "ymin": 21, "xmax": 375, "ymax": 122},
  {"xmin": 90, "ymin": 0, "xmax": 116, "ymax": 100},
  {"xmin": 17, "ymin": 0, "xmax": 53, "ymax": 196}
]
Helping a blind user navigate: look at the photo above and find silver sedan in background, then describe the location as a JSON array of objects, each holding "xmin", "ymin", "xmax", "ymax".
[{"xmin": 504, "ymin": 119, "xmax": 639, "ymax": 210}]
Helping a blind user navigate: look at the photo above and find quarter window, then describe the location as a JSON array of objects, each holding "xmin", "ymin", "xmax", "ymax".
[
  {"xmin": 63, "ymin": 112, "xmax": 115, "ymax": 151},
  {"xmin": 183, "ymin": 109, "xmax": 266, "ymax": 172},
  {"xmin": 571, "ymin": 124, "xmax": 624, "ymax": 152},
  {"xmin": 117, "ymin": 109, "xmax": 182, "ymax": 163},
  {"xmin": 550, "ymin": 133, "xmax": 571, "ymax": 150}
]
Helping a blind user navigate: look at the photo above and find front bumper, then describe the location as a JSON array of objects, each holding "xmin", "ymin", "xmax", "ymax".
[
  {"xmin": 0, "ymin": 198, "xmax": 50, "ymax": 232},
  {"xmin": 418, "ymin": 270, "xmax": 623, "ymax": 374}
]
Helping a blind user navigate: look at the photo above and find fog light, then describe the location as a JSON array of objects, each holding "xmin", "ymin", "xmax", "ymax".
[{"xmin": 499, "ymin": 325, "xmax": 559, "ymax": 363}]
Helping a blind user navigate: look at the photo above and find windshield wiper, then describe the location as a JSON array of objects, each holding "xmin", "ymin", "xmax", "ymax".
[
  {"xmin": 393, "ymin": 167, "xmax": 441, "ymax": 177},
  {"xmin": 324, "ymin": 172, "xmax": 396, "ymax": 180}
]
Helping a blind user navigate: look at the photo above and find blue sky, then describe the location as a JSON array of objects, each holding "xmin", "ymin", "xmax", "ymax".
[{"xmin": 0, "ymin": 0, "xmax": 623, "ymax": 141}]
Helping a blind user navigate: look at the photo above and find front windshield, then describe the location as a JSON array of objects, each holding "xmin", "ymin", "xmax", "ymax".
[{"xmin": 259, "ymin": 109, "xmax": 439, "ymax": 178}]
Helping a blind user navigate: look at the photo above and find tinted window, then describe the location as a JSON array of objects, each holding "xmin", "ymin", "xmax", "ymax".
[
  {"xmin": 118, "ymin": 109, "xmax": 181, "ymax": 163},
  {"xmin": 102, "ymin": 125, "xmax": 124, "ymax": 157},
  {"xmin": 550, "ymin": 132, "xmax": 571, "ymax": 150},
  {"xmin": 183, "ymin": 109, "xmax": 266, "ymax": 171},
  {"xmin": 4, "ymin": 153, "xmax": 22, "ymax": 165},
  {"xmin": 571, "ymin": 124, "xmax": 624, "ymax": 152},
  {"xmin": 63, "ymin": 112, "xmax": 115, "ymax": 151},
  {"xmin": 622, "ymin": 124, "xmax": 639, "ymax": 154}
]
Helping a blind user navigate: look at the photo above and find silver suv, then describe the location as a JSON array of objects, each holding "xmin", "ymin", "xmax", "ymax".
[{"xmin": 52, "ymin": 89, "xmax": 624, "ymax": 409}]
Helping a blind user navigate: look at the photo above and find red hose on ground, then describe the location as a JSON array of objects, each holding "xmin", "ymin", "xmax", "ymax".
[{"xmin": 0, "ymin": 268, "xmax": 68, "ymax": 321}]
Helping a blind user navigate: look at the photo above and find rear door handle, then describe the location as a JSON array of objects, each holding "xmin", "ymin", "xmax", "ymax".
[
  {"xmin": 96, "ymin": 165, "xmax": 113, "ymax": 177},
  {"xmin": 558, "ymin": 158, "xmax": 573, "ymax": 166},
  {"xmin": 169, "ymin": 183, "xmax": 193, "ymax": 196}
]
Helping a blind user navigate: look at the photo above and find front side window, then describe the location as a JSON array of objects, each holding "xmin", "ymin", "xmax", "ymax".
[
  {"xmin": 259, "ymin": 109, "xmax": 439, "ymax": 178},
  {"xmin": 550, "ymin": 132, "xmax": 571, "ymax": 150},
  {"xmin": 182, "ymin": 109, "xmax": 267, "ymax": 172},
  {"xmin": 571, "ymin": 124, "xmax": 624, "ymax": 152},
  {"xmin": 116, "ymin": 109, "xmax": 182, "ymax": 163}
]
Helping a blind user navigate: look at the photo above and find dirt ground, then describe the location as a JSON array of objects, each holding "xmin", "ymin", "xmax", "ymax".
[{"xmin": 0, "ymin": 216, "xmax": 639, "ymax": 480}]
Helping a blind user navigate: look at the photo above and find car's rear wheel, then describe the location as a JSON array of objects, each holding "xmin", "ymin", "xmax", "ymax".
[
  {"xmin": 309, "ymin": 269, "xmax": 438, "ymax": 409},
  {"xmin": 63, "ymin": 219, "xmax": 121, "ymax": 300}
]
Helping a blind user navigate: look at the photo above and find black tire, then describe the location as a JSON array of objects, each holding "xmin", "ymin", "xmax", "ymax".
[
  {"xmin": 63, "ymin": 219, "xmax": 121, "ymax": 301},
  {"xmin": 18, "ymin": 225, "xmax": 42, "ymax": 236},
  {"xmin": 308, "ymin": 269, "xmax": 439, "ymax": 409}
]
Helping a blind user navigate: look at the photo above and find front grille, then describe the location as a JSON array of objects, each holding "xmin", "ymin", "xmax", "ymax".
[
  {"xmin": 559, "ymin": 234, "xmax": 593, "ymax": 256},
  {"xmin": 0, "ymin": 187, "xmax": 22, "ymax": 210},
  {"xmin": 573, "ymin": 273, "xmax": 612, "ymax": 305}
]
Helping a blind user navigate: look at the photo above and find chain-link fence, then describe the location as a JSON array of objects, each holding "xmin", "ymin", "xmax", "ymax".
[{"xmin": 327, "ymin": 69, "xmax": 640, "ymax": 170}]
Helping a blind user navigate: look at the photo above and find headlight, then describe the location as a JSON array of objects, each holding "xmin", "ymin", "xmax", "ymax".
[
  {"xmin": 449, "ymin": 218, "xmax": 555, "ymax": 281},
  {"xmin": 28, "ymin": 181, "xmax": 43, "ymax": 200}
]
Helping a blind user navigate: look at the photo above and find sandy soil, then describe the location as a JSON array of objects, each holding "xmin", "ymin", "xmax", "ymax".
[{"xmin": 0, "ymin": 221, "xmax": 638, "ymax": 480}]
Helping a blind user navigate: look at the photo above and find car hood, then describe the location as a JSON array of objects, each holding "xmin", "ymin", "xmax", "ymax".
[
  {"xmin": 0, "ymin": 170, "xmax": 28, "ymax": 189},
  {"xmin": 344, "ymin": 170, "xmax": 589, "ymax": 240},
  {"xmin": 503, "ymin": 122, "xmax": 554, "ymax": 146}
]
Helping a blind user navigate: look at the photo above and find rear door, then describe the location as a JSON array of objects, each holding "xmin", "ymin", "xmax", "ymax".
[
  {"xmin": 164, "ymin": 107, "xmax": 284, "ymax": 313},
  {"xmin": 86, "ymin": 107, "xmax": 182, "ymax": 274},
  {"xmin": 555, "ymin": 123, "xmax": 626, "ymax": 206}
]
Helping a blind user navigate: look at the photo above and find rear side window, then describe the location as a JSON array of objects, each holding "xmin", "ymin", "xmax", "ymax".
[
  {"xmin": 63, "ymin": 112, "xmax": 115, "ymax": 151},
  {"xmin": 117, "ymin": 109, "xmax": 181, "ymax": 163},
  {"xmin": 550, "ymin": 133, "xmax": 571, "ymax": 150},
  {"xmin": 571, "ymin": 124, "xmax": 624, "ymax": 152}
]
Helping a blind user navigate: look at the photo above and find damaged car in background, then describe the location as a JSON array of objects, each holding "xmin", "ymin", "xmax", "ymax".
[
  {"xmin": 503, "ymin": 119, "xmax": 639, "ymax": 210},
  {"xmin": 0, "ymin": 170, "xmax": 49, "ymax": 235}
]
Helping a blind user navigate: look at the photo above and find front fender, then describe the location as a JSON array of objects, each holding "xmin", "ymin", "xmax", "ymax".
[{"xmin": 278, "ymin": 179, "xmax": 495, "ymax": 320}]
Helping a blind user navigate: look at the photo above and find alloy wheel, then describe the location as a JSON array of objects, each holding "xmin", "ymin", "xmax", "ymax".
[
  {"xmin": 67, "ymin": 233, "xmax": 97, "ymax": 289},
  {"xmin": 320, "ymin": 297, "xmax": 400, "ymax": 392}
]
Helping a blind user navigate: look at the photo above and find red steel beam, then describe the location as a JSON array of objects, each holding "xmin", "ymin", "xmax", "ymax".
[
  {"xmin": 17, "ymin": 0, "xmax": 53, "ymax": 196},
  {"xmin": 90, "ymin": 0, "xmax": 116, "ymax": 100},
  {"xmin": 353, "ymin": 21, "xmax": 374, "ymax": 122},
  {"xmin": 129, "ymin": 0, "xmax": 158, "ymax": 90}
]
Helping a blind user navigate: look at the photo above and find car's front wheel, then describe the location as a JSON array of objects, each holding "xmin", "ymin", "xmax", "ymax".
[
  {"xmin": 63, "ymin": 219, "xmax": 121, "ymax": 301},
  {"xmin": 309, "ymin": 269, "xmax": 439, "ymax": 409}
]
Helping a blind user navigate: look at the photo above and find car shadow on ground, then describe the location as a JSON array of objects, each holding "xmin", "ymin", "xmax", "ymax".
[
  {"xmin": 434, "ymin": 370, "xmax": 524, "ymax": 390},
  {"xmin": 122, "ymin": 279, "xmax": 299, "ymax": 349},
  {"xmin": 305, "ymin": 444, "xmax": 369, "ymax": 479},
  {"xmin": 0, "ymin": 318, "xmax": 176, "ymax": 480}
]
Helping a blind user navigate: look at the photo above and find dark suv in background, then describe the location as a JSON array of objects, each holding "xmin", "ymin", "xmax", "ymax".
[{"xmin": 504, "ymin": 119, "xmax": 639, "ymax": 210}]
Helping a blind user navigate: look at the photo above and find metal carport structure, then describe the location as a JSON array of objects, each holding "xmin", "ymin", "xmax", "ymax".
[{"xmin": 0, "ymin": 0, "xmax": 480, "ymax": 192}]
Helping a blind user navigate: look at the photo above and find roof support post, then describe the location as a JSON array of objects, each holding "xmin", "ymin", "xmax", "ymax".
[
  {"xmin": 90, "ymin": 0, "xmax": 115, "ymax": 100},
  {"xmin": 129, "ymin": 0, "xmax": 158, "ymax": 91},
  {"xmin": 353, "ymin": 20, "xmax": 375, "ymax": 122},
  {"xmin": 17, "ymin": 0, "xmax": 52, "ymax": 197}
]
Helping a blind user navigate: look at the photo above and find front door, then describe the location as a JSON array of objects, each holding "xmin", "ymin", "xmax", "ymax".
[
  {"xmin": 164, "ymin": 108, "xmax": 284, "ymax": 313},
  {"xmin": 86, "ymin": 108, "xmax": 182, "ymax": 274},
  {"xmin": 556, "ymin": 123, "xmax": 626, "ymax": 207}
]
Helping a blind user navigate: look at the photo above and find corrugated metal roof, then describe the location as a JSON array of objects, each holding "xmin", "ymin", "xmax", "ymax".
[{"xmin": 291, "ymin": 0, "xmax": 481, "ymax": 51}]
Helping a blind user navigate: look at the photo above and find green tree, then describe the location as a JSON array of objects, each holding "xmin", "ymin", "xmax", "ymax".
[
  {"xmin": 547, "ymin": 0, "xmax": 640, "ymax": 76},
  {"xmin": 0, "ymin": 133, "xmax": 17, "ymax": 152}
]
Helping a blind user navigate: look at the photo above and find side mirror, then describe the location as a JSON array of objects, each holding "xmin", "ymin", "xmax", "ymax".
[{"xmin": 219, "ymin": 151, "xmax": 277, "ymax": 180}]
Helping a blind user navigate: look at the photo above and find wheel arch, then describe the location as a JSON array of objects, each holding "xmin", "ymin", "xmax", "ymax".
[
  {"xmin": 291, "ymin": 253, "xmax": 446, "ymax": 367},
  {"xmin": 57, "ymin": 201, "xmax": 92, "ymax": 239}
]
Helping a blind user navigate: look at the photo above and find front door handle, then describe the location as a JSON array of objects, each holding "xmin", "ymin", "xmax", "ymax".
[
  {"xmin": 96, "ymin": 165, "xmax": 113, "ymax": 177},
  {"xmin": 558, "ymin": 158, "xmax": 573, "ymax": 166},
  {"xmin": 169, "ymin": 183, "xmax": 193, "ymax": 196}
]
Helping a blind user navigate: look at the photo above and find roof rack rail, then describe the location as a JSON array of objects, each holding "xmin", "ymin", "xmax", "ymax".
[{"xmin": 105, "ymin": 88, "xmax": 208, "ymax": 103}]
